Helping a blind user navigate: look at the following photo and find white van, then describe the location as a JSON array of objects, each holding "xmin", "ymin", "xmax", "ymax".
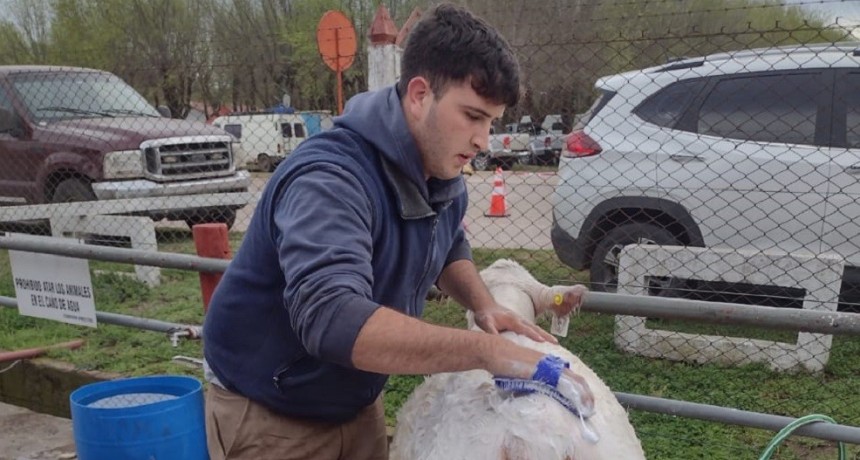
[{"xmin": 212, "ymin": 113, "xmax": 307, "ymax": 172}]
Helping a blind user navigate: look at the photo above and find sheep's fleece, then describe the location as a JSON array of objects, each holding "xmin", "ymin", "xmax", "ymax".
[{"xmin": 390, "ymin": 259, "xmax": 645, "ymax": 460}]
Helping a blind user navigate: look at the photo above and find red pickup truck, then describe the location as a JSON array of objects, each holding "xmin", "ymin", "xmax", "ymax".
[{"xmin": 0, "ymin": 65, "xmax": 250, "ymax": 228}]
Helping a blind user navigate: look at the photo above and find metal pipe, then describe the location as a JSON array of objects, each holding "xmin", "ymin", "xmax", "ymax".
[
  {"xmin": 585, "ymin": 291, "xmax": 860, "ymax": 336},
  {"xmin": 3, "ymin": 270, "xmax": 859, "ymax": 442},
  {"xmin": 0, "ymin": 296, "xmax": 200, "ymax": 336},
  {"xmin": 616, "ymin": 392, "xmax": 860, "ymax": 444},
  {"xmin": 0, "ymin": 235, "xmax": 228, "ymax": 273},
  {"xmin": 0, "ymin": 339, "xmax": 85, "ymax": 363},
  {"xmin": 1, "ymin": 296, "xmax": 18, "ymax": 309},
  {"xmin": 95, "ymin": 311, "xmax": 197, "ymax": 334}
]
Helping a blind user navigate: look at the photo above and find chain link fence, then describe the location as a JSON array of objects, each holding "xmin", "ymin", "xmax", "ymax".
[{"xmin": 1, "ymin": 0, "xmax": 860, "ymax": 455}]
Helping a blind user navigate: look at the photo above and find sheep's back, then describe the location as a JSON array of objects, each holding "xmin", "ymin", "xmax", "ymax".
[{"xmin": 390, "ymin": 333, "xmax": 646, "ymax": 460}]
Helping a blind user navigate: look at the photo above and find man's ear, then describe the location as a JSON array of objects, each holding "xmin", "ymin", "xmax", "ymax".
[{"xmin": 404, "ymin": 77, "xmax": 432, "ymax": 119}]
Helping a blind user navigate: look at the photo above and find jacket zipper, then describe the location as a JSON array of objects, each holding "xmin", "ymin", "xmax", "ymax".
[
  {"xmin": 272, "ymin": 351, "xmax": 307, "ymax": 390},
  {"xmin": 413, "ymin": 204, "xmax": 448, "ymax": 305}
]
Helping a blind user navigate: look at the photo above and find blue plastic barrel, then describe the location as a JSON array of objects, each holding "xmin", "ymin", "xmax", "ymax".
[{"xmin": 70, "ymin": 375, "xmax": 209, "ymax": 460}]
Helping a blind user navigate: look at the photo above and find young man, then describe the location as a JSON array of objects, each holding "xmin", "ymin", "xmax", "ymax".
[{"xmin": 202, "ymin": 4, "xmax": 593, "ymax": 459}]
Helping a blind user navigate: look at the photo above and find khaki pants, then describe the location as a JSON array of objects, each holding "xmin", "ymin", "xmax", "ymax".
[{"xmin": 205, "ymin": 384, "xmax": 388, "ymax": 460}]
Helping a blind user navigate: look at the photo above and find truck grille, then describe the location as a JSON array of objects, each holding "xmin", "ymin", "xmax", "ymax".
[{"xmin": 141, "ymin": 136, "xmax": 233, "ymax": 181}]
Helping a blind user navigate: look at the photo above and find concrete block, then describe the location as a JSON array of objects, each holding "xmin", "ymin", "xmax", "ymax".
[
  {"xmin": 50, "ymin": 215, "xmax": 160, "ymax": 286},
  {"xmin": 614, "ymin": 245, "xmax": 843, "ymax": 372}
]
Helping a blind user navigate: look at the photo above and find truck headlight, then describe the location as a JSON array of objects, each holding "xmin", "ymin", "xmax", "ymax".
[
  {"xmin": 231, "ymin": 141, "xmax": 243, "ymax": 168},
  {"xmin": 103, "ymin": 150, "xmax": 144, "ymax": 179}
]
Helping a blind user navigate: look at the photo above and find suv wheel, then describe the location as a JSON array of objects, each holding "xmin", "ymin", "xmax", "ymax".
[
  {"xmin": 590, "ymin": 222, "xmax": 680, "ymax": 293},
  {"xmin": 184, "ymin": 208, "xmax": 237, "ymax": 230},
  {"xmin": 257, "ymin": 153, "xmax": 275, "ymax": 172},
  {"xmin": 472, "ymin": 152, "xmax": 491, "ymax": 171},
  {"xmin": 51, "ymin": 178, "xmax": 96, "ymax": 202},
  {"xmin": 52, "ymin": 178, "xmax": 131, "ymax": 247}
]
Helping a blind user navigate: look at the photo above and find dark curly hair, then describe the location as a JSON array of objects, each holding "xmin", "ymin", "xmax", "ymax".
[{"xmin": 397, "ymin": 3, "xmax": 520, "ymax": 107}]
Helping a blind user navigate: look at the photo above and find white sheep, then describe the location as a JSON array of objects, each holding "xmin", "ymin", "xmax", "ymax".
[{"xmin": 390, "ymin": 259, "xmax": 645, "ymax": 460}]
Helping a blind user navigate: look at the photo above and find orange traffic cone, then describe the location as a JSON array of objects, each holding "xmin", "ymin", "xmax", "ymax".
[{"xmin": 484, "ymin": 167, "xmax": 509, "ymax": 217}]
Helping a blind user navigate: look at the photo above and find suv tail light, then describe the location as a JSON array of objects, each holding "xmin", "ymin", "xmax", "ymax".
[
  {"xmin": 563, "ymin": 130, "xmax": 602, "ymax": 158},
  {"xmin": 544, "ymin": 136, "xmax": 551, "ymax": 148},
  {"xmin": 503, "ymin": 136, "xmax": 511, "ymax": 149}
]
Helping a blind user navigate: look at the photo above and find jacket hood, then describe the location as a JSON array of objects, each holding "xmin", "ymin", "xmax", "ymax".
[{"xmin": 334, "ymin": 86, "xmax": 464, "ymax": 205}]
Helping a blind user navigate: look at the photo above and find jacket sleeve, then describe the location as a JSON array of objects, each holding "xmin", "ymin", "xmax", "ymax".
[
  {"xmin": 271, "ymin": 162, "xmax": 381, "ymax": 367},
  {"xmin": 444, "ymin": 191, "xmax": 473, "ymax": 267}
]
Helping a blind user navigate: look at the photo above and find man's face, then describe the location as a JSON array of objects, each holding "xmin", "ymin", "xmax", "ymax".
[{"xmin": 411, "ymin": 79, "xmax": 506, "ymax": 181}]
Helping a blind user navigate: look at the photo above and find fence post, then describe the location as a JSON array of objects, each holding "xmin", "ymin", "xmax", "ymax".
[{"xmin": 192, "ymin": 223, "xmax": 232, "ymax": 313}]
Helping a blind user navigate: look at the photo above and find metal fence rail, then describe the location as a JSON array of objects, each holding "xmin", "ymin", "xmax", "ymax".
[
  {"xmin": 1, "ymin": 235, "xmax": 859, "ymax": 446},
  {"xmin": 2, "ymin": 1, "xmax": 860, "ymax": 454},
  {"xmin": 616, "ymin": 392, "xmax": 860, "ymax": 445},
  {"xmin": 0, "ymin": 234, "xmax": 228, "ymax": 273},
  {"xmin": 586, "ymin": 291, "xmax": 860, "ymax": 336},
  {"xmin": 3, "ymin": 235, "xmax": 859, "ymax": 335},
  {"xmin": 0, "ymin": 295, "xmax": 199, "ymax": 346}
]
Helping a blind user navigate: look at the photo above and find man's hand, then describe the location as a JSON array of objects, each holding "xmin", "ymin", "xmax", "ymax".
[
  {"xmin": 536, "ymin": 355, "xmax": 596, "ymax": 417},
  {"xmin": 559, "ymin": 368, "xmax": 596, "ymax": 417},
  {"xmin": 473, "ymin": 304, "xmax": 558, "ymax": 344}
]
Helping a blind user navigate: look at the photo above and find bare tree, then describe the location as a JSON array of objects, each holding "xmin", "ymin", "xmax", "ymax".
[{"xmin": 5, "ymin": 0, "xmax": 52, "ymax": 63}]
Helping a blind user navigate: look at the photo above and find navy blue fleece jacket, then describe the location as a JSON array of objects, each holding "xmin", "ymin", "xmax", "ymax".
[{"xmin": 203, "ymin": 85, "xmax": 471, "ymax": 422}]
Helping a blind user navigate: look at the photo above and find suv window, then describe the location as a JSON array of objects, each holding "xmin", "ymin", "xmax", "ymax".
[
  {"xmin": 10, "ymin": 72, "xmax": 160, "ymax": 121},
  {"xmin": 516, "ymin": 123, "xmax": 539, "ymax": 135},
  {"xmin": 0, "ymin": 86, "xmax": 15, "ymax": 134},
  {"xmin": 294, "ymin": 123, "xmax": 305, "ymax": 138},
  {"xmin": 634, "ymin": 79, "xmax": 703, "ymax": 128},
  {"xmin": 222, "ymin": 124, "xmax": 242, "ymax": 140},
  {"xmin": 0, "ymin": 86, "xmax": 12, "ymax": 111},
  {"xmin": 575, "ymin": 89, "xmax": 615, "ymax": 130},
  {"xmin": 844, "ymin": 71, "xmax": 860, "ymax": 149},
  {"xmin": 281, "ymin": 123, "xmax": 293, "ymax": 138},
  {"xmin": 696, "ymin": 73, "xmax": 823, "ymax": 146}
]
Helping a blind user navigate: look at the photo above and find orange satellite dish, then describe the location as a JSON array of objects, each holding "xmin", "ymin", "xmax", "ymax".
[{"xmin": 317, "ymin": 10, "xmax": 357, "ymax": 114}]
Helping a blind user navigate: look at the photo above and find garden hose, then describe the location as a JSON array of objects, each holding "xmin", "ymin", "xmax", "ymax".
[{"xmin": 758, "ymin": 414, "xmax": 845, "ymax": 460}]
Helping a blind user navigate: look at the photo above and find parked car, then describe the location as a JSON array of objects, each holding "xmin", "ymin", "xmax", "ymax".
[
  {"xmin": 551, "ymin": 43, "xmax": 860, "ymax": 309},
  {"xmin": 527, "ymin": 114, "xmax": 569, "ymax": 166},
  {"xmin": 212, "ymin": 113, "xmax": 308, "ymax": 172},
  {"xmin": 472, "ymin": 123, "xmax": 530, "ymax": 171},
  {"xmin": 0, "ymin": 65, "xmax": 250, "ymax": 229},
  {"xmin": 526, "ymin": 130, "xmax": 566, "ymax": 166},
  {"xmin": 298, "ymin": 110, "xmax": 334, "ymax": 137}
]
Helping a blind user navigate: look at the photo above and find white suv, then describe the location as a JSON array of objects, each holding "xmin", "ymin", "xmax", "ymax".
[{"xmin": 551, "ymin": 42, "xmax": 860, "ymax": 308}]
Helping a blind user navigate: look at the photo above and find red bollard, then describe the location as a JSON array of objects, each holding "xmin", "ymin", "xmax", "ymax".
[{"xmin": 192, "ymin": 223, "xmax": 232, "ymax": 313}]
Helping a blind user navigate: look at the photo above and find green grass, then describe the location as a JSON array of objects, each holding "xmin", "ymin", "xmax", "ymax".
[
  {"xmin": 644, "ymin": 318, "xmax": 801, "ymax": 343},
  {"xmin": 0, "ymin": 238, "xmax": 858, "ymax": 459}
]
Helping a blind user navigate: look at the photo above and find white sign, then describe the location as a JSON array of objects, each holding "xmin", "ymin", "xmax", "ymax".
[{"xmin": 9, "ymin": 250, "xmax": 97, "ymax": 327}]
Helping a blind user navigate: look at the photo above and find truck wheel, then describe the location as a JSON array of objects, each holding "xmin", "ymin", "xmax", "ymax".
[
  {"xmin": 52, "ymin": 178, "xmax": 132, "ymax": 247},
  {"xmin": 590, "ymin": 222, "xmax": 681, "ymax": 294},
  {"xmin": 51, "ymin": 178, "xmax": 96, "ymax": 202},
  {"xmin": 257, "ymin": 153, "xmax": 275, "ymax": 173},
  {"xmin": 184, "ymin": 208, "xmax": 236, "ymax": 231},
  {"xmin": 472, "ymin": 152, "xmax": 491, "ymax": 171}
]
